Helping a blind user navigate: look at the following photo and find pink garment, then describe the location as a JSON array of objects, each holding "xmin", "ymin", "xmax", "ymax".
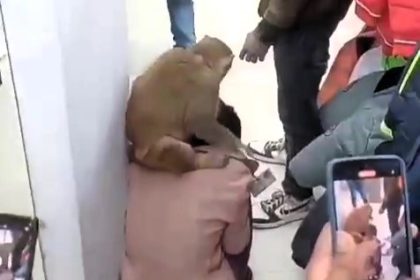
[{"xmin": 122, "ymin": 152, "xmax": 253, "ymax": 280}]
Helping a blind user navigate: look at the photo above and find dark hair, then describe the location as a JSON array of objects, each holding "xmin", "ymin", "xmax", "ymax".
[{"xmin": 189, "ymin": 100, "xmax": 241, "ymax": 147}]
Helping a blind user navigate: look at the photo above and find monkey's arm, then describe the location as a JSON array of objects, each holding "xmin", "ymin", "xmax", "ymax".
[
  {"xmin": 136, "ymin": 136, "xmax": 228, "ymax": 173},
  {"xmin": 187, "ymin": 117, "xmax": 247, "ymax": 153}
]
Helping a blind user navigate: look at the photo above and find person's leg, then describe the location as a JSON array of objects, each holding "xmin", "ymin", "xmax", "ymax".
[
  {"xmin": 166, "ymin": 0, "xmax": 196, "ymax": 48},
  {"xmin": 348, "ymin": 181, "xmax": 368, "ymax": 206},
  {"xmin": 350, "ymin": 187, "xmax": 358, "ymax": 207},
  {"xmin": 383, "ymin": 177, "xmax": 402, "ymax": 236},
  {"xmin": 275, "ymin": 22, "xmax": 334, "ymax": 200},
  {"xmin": 254, "ymin": 20, "xmax": 342, "ymax": 229},
  {"xmin": 359, "ymin": 187, "xmax": 369, "ymax": 204}
]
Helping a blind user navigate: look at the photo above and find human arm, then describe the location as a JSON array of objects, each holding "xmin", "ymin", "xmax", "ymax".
[{"xmin": 260, "ymin": 0, "xmax": 308, "ymax": 31}]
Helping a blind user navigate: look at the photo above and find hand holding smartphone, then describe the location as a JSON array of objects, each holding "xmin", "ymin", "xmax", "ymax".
[{"xmin": 327, "ymin": 156, "xmax": 416, "ymax": 280}]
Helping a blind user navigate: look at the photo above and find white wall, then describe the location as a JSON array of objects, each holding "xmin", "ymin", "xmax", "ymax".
[
  {"xmin": 54, "ymin": 0, "xmax": 129, "ymax": 278},
  {"xmin": 2, "ymin": 0, "xmax": 129, "ymax": 279},
  {"xmin": 0, "ymin": 25, "xmax": 46, "ymax": 280}
]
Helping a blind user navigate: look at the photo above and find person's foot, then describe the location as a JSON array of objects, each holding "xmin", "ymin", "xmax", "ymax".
[
  {"xmin": 246, "ymin": 138, "xmax": 286, "ymax": 165},
  {"xmin": 253, "ymin": 190, "xmax": 314, "ymax": 229}
]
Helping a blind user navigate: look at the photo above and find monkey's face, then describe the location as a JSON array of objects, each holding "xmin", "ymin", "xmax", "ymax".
[{"xmin": 193, "ymin": 36, "xmax": 234, "ymax": 79}]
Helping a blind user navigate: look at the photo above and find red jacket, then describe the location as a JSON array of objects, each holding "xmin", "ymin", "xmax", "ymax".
[{"xmin": 356, "ymin": 0, "xmax": 420, "ymax": 58}]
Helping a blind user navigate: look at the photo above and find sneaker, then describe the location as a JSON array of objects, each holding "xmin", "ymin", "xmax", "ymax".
[
  {"xmin": 253, "ymin": 190, "xmax": 314, "ymax": 229},
  {"xmin": 246, "ymin": 138, "xmax": 286, "ymax": 165}
]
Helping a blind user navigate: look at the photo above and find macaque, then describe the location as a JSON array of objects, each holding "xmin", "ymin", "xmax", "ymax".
[
  {"xmin": 126, "ymin": 36, "xmax": 252, "ymax": 173},
  {"xmin": 344, "ymin": 204, "xmax": 373, "ymax": 242}
]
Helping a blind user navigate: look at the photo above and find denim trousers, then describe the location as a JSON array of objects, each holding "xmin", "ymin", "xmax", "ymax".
[{"xmin": 167, "ymin": 0, "xmax": 196, "ymax": 48}]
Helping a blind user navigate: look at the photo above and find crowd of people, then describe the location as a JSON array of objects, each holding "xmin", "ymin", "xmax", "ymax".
[{"xmin": 122, "ymin": 0, "xmax": 420, "ymax": 279}]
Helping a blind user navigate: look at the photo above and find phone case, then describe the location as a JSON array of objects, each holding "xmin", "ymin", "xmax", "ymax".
[{"xmin": 326, "ymin": 155, "xmax": 415, "ymax": 277}]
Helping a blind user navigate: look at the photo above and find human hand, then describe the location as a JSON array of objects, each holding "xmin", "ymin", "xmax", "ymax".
[
  {"xmin": 307, "ymin": 223, "xmax": 381, "ymax": 280},
  {"xmin": 334, "ymin": 238, "xmax": 381, "ymax": 280},
  {"xmin": 239, "ymin": 30, "xmax": 270, "ymax": 63}
]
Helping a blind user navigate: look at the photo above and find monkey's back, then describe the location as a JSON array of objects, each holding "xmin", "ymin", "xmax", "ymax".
[{"xmin": 126, "ymin": 48, "xmax": 215, "ymax": 148}]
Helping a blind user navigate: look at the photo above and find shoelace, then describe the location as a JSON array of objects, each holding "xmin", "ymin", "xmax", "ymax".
[
  {"xmin": 262, "ymin": 191, "xmax": 285, "ymax": 213},
  {"xmin": 263, "ymin": 140, "xmax": 283, "ymax": 153}
]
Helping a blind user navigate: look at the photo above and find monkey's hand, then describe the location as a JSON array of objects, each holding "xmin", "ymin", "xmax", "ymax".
[
  {"xmin": 194, "ymin": 150, "xmax": 229, "ymax": 170},
  {"xmin": 239, "ymin": 30, "xmax": 270, "ymax": 63}
]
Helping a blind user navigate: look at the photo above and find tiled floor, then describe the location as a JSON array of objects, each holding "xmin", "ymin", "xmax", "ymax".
[{"xmin": 126, "ymin": 1, "xmax": 364, "ymax": 279}]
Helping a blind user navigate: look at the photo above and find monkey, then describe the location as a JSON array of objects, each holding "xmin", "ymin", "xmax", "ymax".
[
  {"xmin": 126, "ymin": 36, "xmax": 253, "ymax": 174},
  {"xmin": 343, "ymin": 204, "xmax": 373, "ymax": 242}
]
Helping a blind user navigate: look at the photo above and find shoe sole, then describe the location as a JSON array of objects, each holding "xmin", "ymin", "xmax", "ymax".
[
  {"xmin": 252, "ymin": 212, "xmax": 307, "ymax": 230},
  {"xmin": 245, "ymin": 148, "xmax": 287, "ymax": 165}
]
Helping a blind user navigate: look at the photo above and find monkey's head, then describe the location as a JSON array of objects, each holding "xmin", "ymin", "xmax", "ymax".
[{"xmin": 192, "ymin": 35, "xmax": 234, "ymax": 79}]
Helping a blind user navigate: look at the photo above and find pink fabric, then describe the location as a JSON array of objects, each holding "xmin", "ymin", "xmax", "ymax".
[{"xmin": 122, "ymin": 152, "xmax": 253, "ymax": 280}]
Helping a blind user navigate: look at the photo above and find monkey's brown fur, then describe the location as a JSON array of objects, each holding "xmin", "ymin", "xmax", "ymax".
[{"xmin": 126, "ymin": 36, "xmax": 249, "ymax": 173}]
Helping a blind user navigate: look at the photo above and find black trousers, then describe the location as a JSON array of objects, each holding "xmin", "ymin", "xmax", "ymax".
[{"xmin": 273, "ymin": 15, "xmax": 349, "ymax": 199}]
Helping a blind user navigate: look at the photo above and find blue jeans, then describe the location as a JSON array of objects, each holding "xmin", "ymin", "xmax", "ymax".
[{"xmin": 167, "ymin": 0, "xmax": 196, "ymax": 48}]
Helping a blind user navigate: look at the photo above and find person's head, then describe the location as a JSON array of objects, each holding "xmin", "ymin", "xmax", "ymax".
[{"xmin": 189, "ymin": 100, "xmax": 241, "ymax": 147}]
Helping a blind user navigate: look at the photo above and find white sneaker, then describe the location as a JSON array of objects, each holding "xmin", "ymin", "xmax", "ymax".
[
  {"xmin": 252, "ymin": 190, "xmax": 314, "ymax": 229},
  {"xmin": 246, "ymin": 138, "xmax": 286, "ymax": 165}
]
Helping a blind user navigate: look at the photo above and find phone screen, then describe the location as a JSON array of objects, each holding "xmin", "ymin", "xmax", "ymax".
[{"xmin": 329, "ymin": 156, "xmax": 414, "ymax": 279}]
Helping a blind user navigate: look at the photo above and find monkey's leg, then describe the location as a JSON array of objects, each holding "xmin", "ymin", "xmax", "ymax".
[{"xmin": 135, "ymin": 136, "xmax": 227, "ymax": 173}]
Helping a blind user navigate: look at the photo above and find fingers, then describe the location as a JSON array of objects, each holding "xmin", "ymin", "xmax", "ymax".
[
  {"xmin": 259, "ymin": 52, "xmax": 266, "ymax": 62},
  {"xmin": 353, "ymin": 239, "xmax": 381, "ymax": 280},
  {"xmin": 239, "ymin": 48, "xmax": 247, "ymax": 60},
  {"xmin": 239, "ymin": 51, "xmax": 258, "ymax": 63},
  {"xmin": 241, "ymin": 53, "xmax": 265, "ymax": 63},
  {"xmin": 249, "ymin": 55, "xmax": 258, "ymax": 63}
]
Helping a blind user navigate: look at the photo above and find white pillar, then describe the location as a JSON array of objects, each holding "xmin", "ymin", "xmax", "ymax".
[{"xmin": 2, "ymin": 0, "xmax": 129, "ymax": 278}]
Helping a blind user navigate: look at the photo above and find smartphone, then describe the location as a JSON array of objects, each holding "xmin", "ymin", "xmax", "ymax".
[
  {"xmin": 327, "ymin": 155, "xmax": 415, "ymax": 279},
  {"xmin": 0, "ymin": 214, "xmax": 39, "ymax": 280}
]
